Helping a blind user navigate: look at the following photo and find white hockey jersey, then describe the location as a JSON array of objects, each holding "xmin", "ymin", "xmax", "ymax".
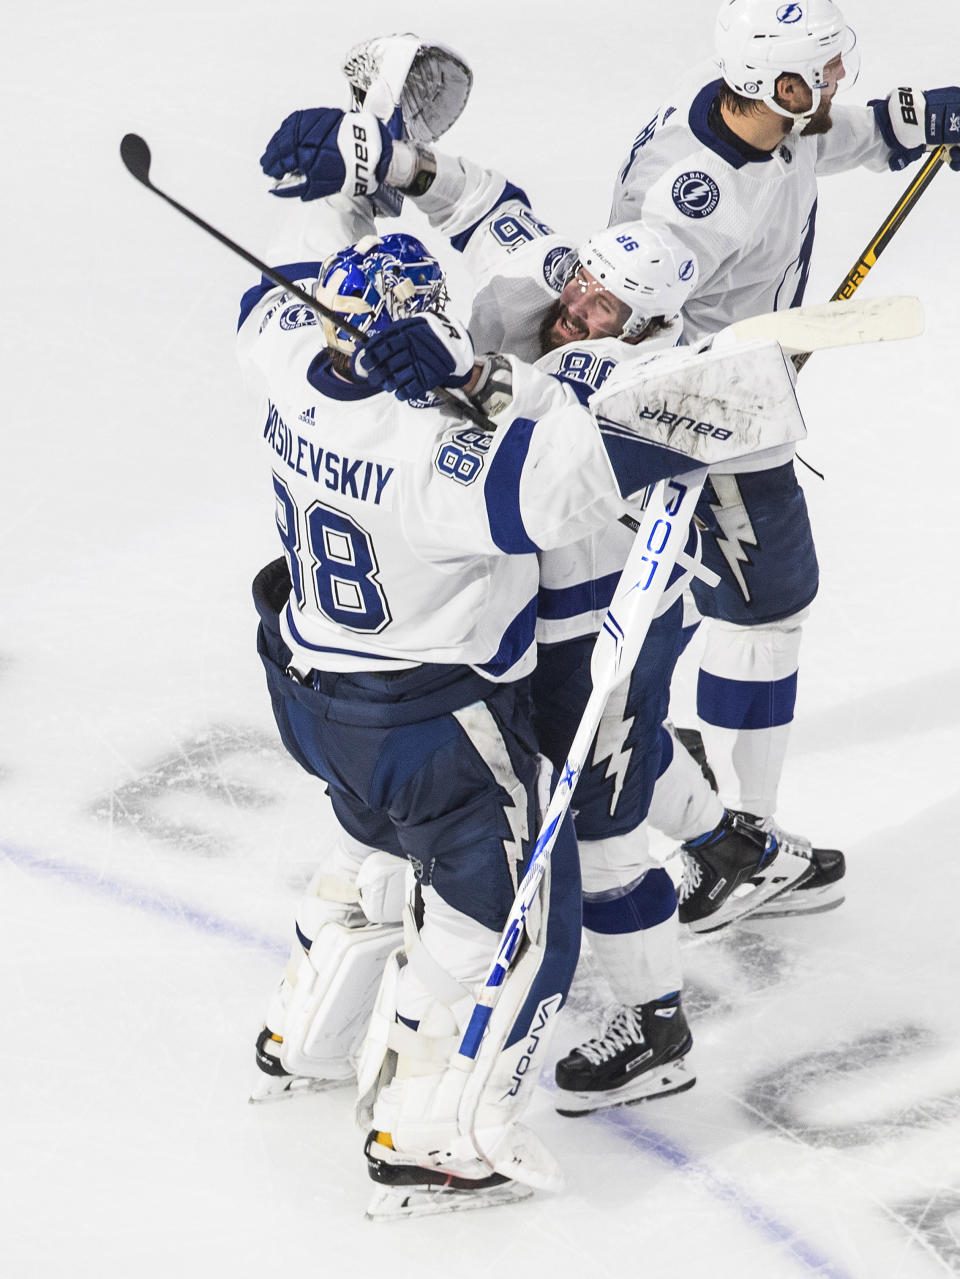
[
  {"xmin": 237, "ymin": 272, "xmax": 652, "ymax": 681},
  {"xmin": 610, "ymin": 64, "xmax": 893, "ymax": 342}
]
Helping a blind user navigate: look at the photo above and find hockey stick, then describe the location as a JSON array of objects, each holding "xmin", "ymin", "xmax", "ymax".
[
  {"xmin": 719, "ymin": 294, "xmax": 923, "ymax": 354},
  {"xmin": 456, "ymin": 471, "xmax": 706, "ymax": 1065},
  {"xmin": 792, "ymin": 144, "xmax": 950, "ymax": 371},
  {"xmin": 119, "ymin": 133, "xmax": 495, "ymax": 432}
]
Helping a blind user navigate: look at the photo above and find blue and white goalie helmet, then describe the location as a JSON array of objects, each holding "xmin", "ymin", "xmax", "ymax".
[
  {"xmin": 715, "ymin": 0, "xmax": 858, "ymax": 119},
  {"xmin": 576, "ymin": 222, "xmax": 699, "ymax": 335},
  {"xmin": 315, "ymin": 232, "xmax": 447, "ymax": 354}
]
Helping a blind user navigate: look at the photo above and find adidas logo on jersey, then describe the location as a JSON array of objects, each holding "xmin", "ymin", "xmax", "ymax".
[{"xmin": 298, "ymin": 407, "xmax": 316, "ymax": 425}]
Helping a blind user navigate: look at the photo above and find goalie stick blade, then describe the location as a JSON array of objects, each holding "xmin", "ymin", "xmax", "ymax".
[{"xmin": 717, "ymin": 295, "xmax": 924, "ymax": 355}]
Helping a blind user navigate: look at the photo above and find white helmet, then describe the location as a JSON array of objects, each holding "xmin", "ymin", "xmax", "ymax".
[
  {"xmin": 576, "ymin": 222, "xmax": 699, "ymax": 336},
  {"xmin": 715, "ymin": 0, "xmax": 858, "ymax": 119}
]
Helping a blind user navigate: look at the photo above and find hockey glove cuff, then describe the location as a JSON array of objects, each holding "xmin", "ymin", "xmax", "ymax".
[{"xmin": 872, "ymin": 87, "xmax": 960, "ymax": 171}]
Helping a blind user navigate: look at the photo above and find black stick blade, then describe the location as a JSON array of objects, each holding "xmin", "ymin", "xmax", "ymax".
[{"xmin": 120, "ymin": 133, "xmax": 152, "ymax": 185}]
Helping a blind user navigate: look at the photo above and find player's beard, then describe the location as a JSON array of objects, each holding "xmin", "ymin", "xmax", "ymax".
[
  {"xmin": 539, "ymin": 300, "xmax": 588, "ymax": 355},
  {"xmin": 799, "ymin": 98, "xmax": 835, "ymax": 136}
]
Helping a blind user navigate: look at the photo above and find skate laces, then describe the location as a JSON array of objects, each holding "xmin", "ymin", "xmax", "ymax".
[
  {"xmin": 575, "ymin": 1006, "xmax": 646, "ymax": 1066},
  {"xmin": 743, "ymin": 813, "xmax": 812, "ymax": 860},
  {"xmin": 677, "ymin": 851, "xmax": 703, "ymax": 904}
]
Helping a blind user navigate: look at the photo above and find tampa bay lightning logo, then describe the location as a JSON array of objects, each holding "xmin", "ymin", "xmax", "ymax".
[
  {"xmin": 671, "ymin": 171, "xmax": 721, "ymax": 219},
  {"xmin": 679, "ymin": 258, "xmax": 696, "ymax": 282},
  {"xmin": 777, "ymin": 4, "xmax": 803, "ymax": 22},
  {"xmin": 279, "ymin": 303, "xmax": 319, "ymax": 329},
  {"xmin": 543, "ymin": 245, "xmax": 575, "ymax": 292}
]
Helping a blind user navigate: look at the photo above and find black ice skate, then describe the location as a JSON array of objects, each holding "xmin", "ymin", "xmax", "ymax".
[
  {"xmin": 726, "ymin": 812, "xmax": 846, "ymax": 917},
  {"xmin": 678, "ymin": 811, "xmax": 814, "ymax": 933},
  {"xmin": 363, "ymin": 1132, "xmax": 532, "ymax": 1220},
  {"xmin": 554, "ymin": 994, "xmax": 695, "ymax": 1117}
]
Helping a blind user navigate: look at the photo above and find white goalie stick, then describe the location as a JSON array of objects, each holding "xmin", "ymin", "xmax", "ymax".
[{"xmin": 456, "ymin": 472, "xmax": 707, "ymax": 1068}]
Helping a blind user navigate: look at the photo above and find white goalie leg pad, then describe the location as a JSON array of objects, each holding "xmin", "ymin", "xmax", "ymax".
[
  {"xmin": 258, "ymin": 841, "xmax": 406, "ymax": 1090},
  {"xmin": 275, "ymin": 915, "xmax": 403, "ymax": 1080},
  {"xmin": 355, "ymin": 884, "xmax": 470, "ymax": 1124},
  {"xmin": 357, "ymin": 854, "xmax": 565, "ymax": 1189}
]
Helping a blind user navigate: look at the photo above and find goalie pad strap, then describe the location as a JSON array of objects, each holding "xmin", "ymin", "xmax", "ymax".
[
  {"xmin": 405, "ymin": 920, "xmax": 472, "ymax": 1009},
  {"xmin": 386, "ymin": 1020, "xmax": 458, "ymax": 1063},
  {"xmin": 311, "ymin": 874, "xmax": 361, "ymax": 906}
]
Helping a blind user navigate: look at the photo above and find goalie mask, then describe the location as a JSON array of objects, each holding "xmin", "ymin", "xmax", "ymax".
[
  {"xmin": 573, "ymin": 222, "xmax": 700, "ymax": 337},
  {"xmin": 315, "ymin": 232, "xmax": 447, "ymax": 355},
  {"xmin": 715, "ymin": 0, "xmax": 859, "ymax": 119}
]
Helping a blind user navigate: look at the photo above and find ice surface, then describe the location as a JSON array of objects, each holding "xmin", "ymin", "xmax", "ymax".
[{"xmin": 4, "ymin": 2, "xmax": 960, "ymax": 1275}]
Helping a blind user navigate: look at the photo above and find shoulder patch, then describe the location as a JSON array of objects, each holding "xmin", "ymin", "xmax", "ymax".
[
  {"xmin": 279, "ymin": 302, "xmax": 320, "ymax": 330},
  {"xmin": 671, "ymin": 171, "xmax": 721, "ymax": 219},
  {"xmin": 543, "ymin": 245, "xmax": 575, "ymax": 292}
]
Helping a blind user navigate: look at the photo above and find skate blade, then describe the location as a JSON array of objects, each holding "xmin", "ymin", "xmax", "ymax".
[
  {"xmin": 555, "ymin": 1059, "xmax": 696, "ymax": 1117},
  {"xmin": 684, "ymin": 849, "xmax": 815, "ymax": 934},
  {"xmin": 248, "ymin": 1074, "xmax": 351, "ymax": 1105},
  {"xmin": 747, "ymin": 886, "xmax": 846, "ymax": 919},
  {"xmin": 365, "ymin": 1179, "xmax": 533, "ymax": 1221}
]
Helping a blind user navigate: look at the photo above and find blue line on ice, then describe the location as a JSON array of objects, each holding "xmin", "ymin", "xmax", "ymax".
[
  {"xmin": 1, "ymin": 840, "xmax": 288, "ymax": 959},
  {"xmin": 3, "ymin": 837, "xmax": 853, "ymax": 1272},
  {"xmin": 601, "ymin": 1109, "xmax": 854, "ymax": 1279}
]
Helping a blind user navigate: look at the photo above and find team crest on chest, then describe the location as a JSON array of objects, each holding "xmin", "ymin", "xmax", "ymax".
[{"xmin": 672, "ymin": 171, "xmax": 721, "ymax": 219}]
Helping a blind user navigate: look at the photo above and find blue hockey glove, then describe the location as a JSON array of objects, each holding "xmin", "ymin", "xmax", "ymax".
[
  {"xmin": 872, "ymin": 87, "xmax": 960, "ymax": 171},
  {"xmin": 260, "ymin": 107, "xmax": 393, "ymax": 200},
  {"xmin": 353, "ymin": 314, "xmax": 476, "ymax": 401}
]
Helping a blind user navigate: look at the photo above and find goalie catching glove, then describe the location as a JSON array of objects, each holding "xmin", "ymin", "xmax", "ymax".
[
  {"xmin": 260, "ymin": 107, "xmax": 394, "ymax": 200},
  {"xmin": 872, "ymin": 86, "xmax": 960, "ymax": 171},
  {"xmin": 353, "ymin": 313, "xmax": 476, "ymax": 401}
]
